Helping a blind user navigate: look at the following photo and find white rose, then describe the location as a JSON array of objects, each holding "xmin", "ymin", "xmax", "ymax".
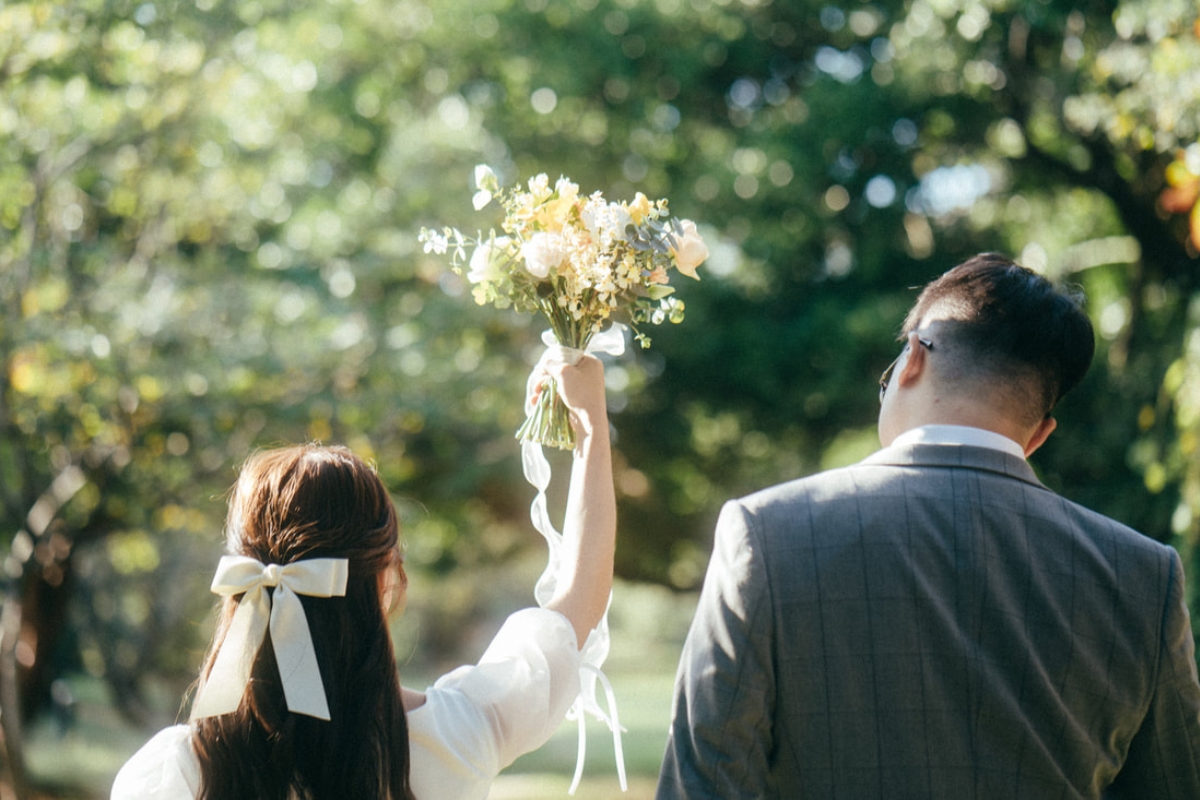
[
  {"xmin": 670, "ymin": 220, "xmax": 708, "ymax": 279},
  {"xmin": 467, "ymin": 236, "xmax": 510, "ymax": 283},
  {"xmin": 521, "ymin": 232, "xmax": 567, "ymax": 279}
]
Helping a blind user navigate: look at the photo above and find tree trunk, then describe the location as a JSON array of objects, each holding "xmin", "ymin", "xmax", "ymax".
[
  {"xmin": 0, "ymin": 467, "xmax": 88, "ymax": 800},
  {"xmin": 0, "ymin": 581, "xmax": 31, "ymax": 800}
]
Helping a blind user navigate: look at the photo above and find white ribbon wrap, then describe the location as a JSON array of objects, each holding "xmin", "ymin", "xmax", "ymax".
[
  {"xmin": 191, "ymin": 555, "xmax": 350, "ymax": 722},
  {"xmin": 522, "ymin": 324, "xmax": 628, "ymax": 794}
]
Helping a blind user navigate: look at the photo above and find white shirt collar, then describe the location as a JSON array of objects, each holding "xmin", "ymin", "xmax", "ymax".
[{"xmin": 890, "ymin": 424, "xmax": 1026, "ymax": 460}]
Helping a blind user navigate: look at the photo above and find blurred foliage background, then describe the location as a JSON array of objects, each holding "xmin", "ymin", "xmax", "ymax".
[{"xmin": 3, "ymin": 0, "xmax": 1200, "ymax": 796}]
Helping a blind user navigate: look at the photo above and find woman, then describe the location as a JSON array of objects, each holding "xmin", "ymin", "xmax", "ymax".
[{"xmin": 112, "ymin": 353, "xmax": 615, "ymax": 799}]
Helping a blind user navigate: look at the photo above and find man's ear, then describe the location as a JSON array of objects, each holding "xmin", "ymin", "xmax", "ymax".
[
  {"xmin": 895, "ymin": 331, "xmax": 929, "ymax": 389},
  {"xmin": 1023, "ymin": 416, "xmax": 1057, "ymax": 457}
]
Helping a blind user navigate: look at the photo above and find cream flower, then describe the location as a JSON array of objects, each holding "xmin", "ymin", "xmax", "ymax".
[
  {"xmin": 527, "ymin": 173, "xmax": 552, "ymax": 202},
  {"xmin": 669, "ymin": 220, "xmax": 707, "ymax": 279},
  {"xmin": 521, "ymin": 232, "xmax": 568, "ymax": 279},
  {"xmin": 555, "ymin": 176, "xmax": 580, "ymax": 205},
  {"xmin": 423, "ymin": 167, "xmax": 710, "ymax": 446}
]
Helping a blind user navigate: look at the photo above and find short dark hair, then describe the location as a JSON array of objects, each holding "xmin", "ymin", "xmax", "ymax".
[{"xmin": 901, "ymin": 253, "xmax": 1095, "ymax": 420}]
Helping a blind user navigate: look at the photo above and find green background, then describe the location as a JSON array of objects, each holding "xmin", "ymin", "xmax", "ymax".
[{"xmin": 3, "ymin": 0, "xmax": 1200, "ymax": 795}]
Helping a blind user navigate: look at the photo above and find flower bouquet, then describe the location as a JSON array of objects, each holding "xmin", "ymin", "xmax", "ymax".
[{"xmin": 419, "ymin": 165, "xmax": 708, "ymax": 450}]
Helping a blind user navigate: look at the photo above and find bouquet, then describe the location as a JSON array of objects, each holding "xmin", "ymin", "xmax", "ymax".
[{"xmin": 419, "ymin": 165, "xmax": 708, "ymax": 450}]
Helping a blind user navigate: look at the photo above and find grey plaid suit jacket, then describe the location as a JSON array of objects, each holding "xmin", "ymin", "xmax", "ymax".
[{"xmin": 657, "ymin": 443, "xmax": 1200, "ymax": 799}]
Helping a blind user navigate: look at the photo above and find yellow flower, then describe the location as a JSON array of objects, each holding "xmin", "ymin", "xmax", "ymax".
[
  {"xmin": 532, "ymin": 177, "xmax": 580, "ymax": 232},
  {"xmin": 627, "ymin": 192, "xmax": 652, "ymax": 224}
]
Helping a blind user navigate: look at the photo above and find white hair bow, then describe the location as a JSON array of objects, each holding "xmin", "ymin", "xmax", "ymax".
[{"xmin": 191, "ymin": 555, "xmax": 349, "ymax": 721}]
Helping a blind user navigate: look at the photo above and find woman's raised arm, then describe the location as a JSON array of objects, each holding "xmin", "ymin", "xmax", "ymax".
[{"xmin": 538, "ymin": 354, "xmax": 617, "ymax": 648}]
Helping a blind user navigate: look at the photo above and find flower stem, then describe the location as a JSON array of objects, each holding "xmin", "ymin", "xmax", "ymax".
[{"xmin": 516, "ymin": 376, "xmax": 575, "ymax": 450}]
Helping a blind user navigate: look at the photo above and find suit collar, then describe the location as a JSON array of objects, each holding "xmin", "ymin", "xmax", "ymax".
[{"xmin": 862, "ymin": 442, "xmax": 1047, "ymax": 490}]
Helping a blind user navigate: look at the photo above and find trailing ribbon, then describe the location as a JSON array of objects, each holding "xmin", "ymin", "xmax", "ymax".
[
  {"xmin": 570, "ymin": 663, "xmax": 628, "ymax": 794},
  {"xmin": 521, "ymin": 324, "xmax": 628, "ymax": 794},
  {"xmin": 191, "ymin": 555, "xmax": 350, "ymax": 721}
]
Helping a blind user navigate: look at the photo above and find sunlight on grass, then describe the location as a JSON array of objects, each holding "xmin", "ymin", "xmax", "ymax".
[
  {"xmin": 502, "ymin": 669, "xmax": 677, "ymax": 780},
  {"xmin": 489, "ymin": 773, "xmax": 659, "ymax": 799}
]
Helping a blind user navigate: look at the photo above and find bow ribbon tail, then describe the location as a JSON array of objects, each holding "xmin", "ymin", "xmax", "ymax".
[
  {"xmin": 270, "ymin": 582, "xmax": 332, "ymax": 720},
  {"xmin": 191, "ymin": 585, "xmax": 270, "ymax": 720}
]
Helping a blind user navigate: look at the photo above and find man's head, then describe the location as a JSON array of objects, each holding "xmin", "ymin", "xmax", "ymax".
[{"xmin": 880, "ymin": 253, "xmax": 1095, "ymax": 450}]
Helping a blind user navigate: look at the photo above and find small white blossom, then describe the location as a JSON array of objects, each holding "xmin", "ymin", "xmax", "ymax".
[{"xmin": 422, "ymin": 231, "xmax": 448, "ymax": 254}]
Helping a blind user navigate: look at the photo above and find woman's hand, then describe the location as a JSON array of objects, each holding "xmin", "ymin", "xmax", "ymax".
[{"xmin": 532, "ymin": 352, "xmax": 608, "ymax": 444}]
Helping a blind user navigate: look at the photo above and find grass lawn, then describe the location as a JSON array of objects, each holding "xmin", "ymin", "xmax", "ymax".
[
  {"xmin": 23, "ymin": 674, "xmax": 183, "ymax": 798},
  {"xmin": 493, "ymin": 666, "xmax": 677, "ymax": 799}
]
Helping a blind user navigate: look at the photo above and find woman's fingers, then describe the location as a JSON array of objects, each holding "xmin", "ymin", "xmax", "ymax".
[{"xmin": 549, "ymin": 354, "xmax": 605, "ymax": 416}]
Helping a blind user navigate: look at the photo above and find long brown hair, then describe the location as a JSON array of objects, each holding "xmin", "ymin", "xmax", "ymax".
[{"xmin": 191, "ymin": 444, "xmax": 413, "ymax": 800}]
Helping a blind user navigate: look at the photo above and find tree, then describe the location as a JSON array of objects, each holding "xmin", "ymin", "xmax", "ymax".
[
  {"xmin": 3, "ymin": 0, "xmax": 1200, "ymax": 793},
  {"xmin": 0, "ymin": 0, "xmax": 530, "ymax": 790},
  {"xmin": 425, "ymin": 0, "xmax": 1200, "ymax": 585}
]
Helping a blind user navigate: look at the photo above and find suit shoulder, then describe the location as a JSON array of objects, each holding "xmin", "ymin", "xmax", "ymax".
[
  {"xmin": 1055, "ymin": 493, "xmax": 1178, "ymax": 563},
  {"xmin": 733, "ymin": 464, "xmax": 861, "ymax": 514}
]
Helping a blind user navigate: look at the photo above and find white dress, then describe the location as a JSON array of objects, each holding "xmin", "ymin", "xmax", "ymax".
[{"xmin": 111, "ymin": 608, "xmax": 582, "ymax": 800}]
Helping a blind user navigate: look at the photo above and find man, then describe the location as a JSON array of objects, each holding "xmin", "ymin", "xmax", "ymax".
[{"xmin": 656, "ymin": 254, "xmax": 1200, "ymax": 799}]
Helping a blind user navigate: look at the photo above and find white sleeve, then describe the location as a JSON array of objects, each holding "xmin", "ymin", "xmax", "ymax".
[
  {"xmin": 473, "ymin": 606, "xmax": 582, "ymax": 766},
  {"xmin": 408, "ymin": 607, "xmax": 582, "ymax": 788},
  {"xmin": 110, "ymin": 725, "xmax": 200, "ymax": 800}
]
